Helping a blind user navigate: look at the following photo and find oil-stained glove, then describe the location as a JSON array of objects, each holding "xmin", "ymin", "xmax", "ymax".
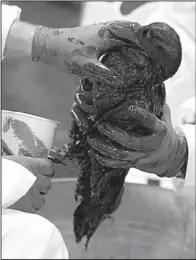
[
  {"xmin": 88, "ymin": 104, "xmax": 189, "ymax": 178},
  {"xmin": 32, "ymin": 21, "xmax": 138, "ymax": 86},
  {"xmin": 70, "ymin": 79, "xmax": 94, "ymax": 133}
]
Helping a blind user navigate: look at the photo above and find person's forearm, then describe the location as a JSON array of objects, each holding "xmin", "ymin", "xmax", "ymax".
[
  {"xmin": 173, "ymin": 126, "xmax": 189, "ymax": 179},
  {"xmin": 4, "ymin": 20, "xmax": 37, "ymax": 58},
  {"xmin": 4, "ymin": 19, "xmax": 77, "ymax": 66},
  {"xmin": 179, "ymin": 125, "xmax": 195, "ymax": 186}
]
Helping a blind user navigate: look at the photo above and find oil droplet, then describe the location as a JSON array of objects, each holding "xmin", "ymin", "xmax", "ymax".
[
  {"xmin": 98, "ymin": 27, "xmax": 107, "ymax": 38},
  {"xmin": 68, "ymin": 36, "xmax": 84, "ymax": 45}
]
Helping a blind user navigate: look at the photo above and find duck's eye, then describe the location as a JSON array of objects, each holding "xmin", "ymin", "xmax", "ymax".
[
  {"xmin": 143, "ymin": 29, "xmax": 155, "ymax": 39},
  {"xmin": 130, "ymin": 22, "xmax": 138, "ymax": 28},
  {"xmin": 146, "ymin": 30, "xmax": 152, "ymax": 39}
]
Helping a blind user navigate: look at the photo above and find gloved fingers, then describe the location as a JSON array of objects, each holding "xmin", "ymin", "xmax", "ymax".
[
  {"xmin": 9, "ymin": 185, "xmax": 45, "ymax": 212},
  {"xmin": 30, "ymin": 158, "xmax": 55, "ymax": 177},
  {"xmin": 35, "ymin": 174, "xmax": 52, "ymax": 194},
  {"xmin": 97, "ymin": 122, "xmax": 138, "ymax": 149},
  {"xmin": 71, "ymin": 56, "xmax": 122, "ymax": 87},
  {"xmin": 87, "ymin": 136, "xmax": 145, "ymax": 161},
  {"xmin": 105, "ymin": 22, "xmax": 148, "ymax": 57},
  {"xmin": 71, "ymin": 103, "xmax": 89, "ymax": 132},
  {"xmin": 78, "ymin": 21, "xmax": 138, "ymax": 56},
  {"xmin": 135, "ymin": 163, "xmax": 167, "ymax": 177},
  {"xmin": 131, "ymin": 155, "xmax": 168, "ymax": 176},
  {"xmin": 9, "ymin": 193, "xmax": 36, "ymax": 214},
  {"xmin": 108, "ymin": 21, "xmax": 141, "ymax": 37},
  {"xmin": 49, "ymin": 146, "xmax": 68, "ymax": 164},
  {"xmin": 97, "ymin": 122, "xmax": 165, "ymax": 151},
  {"xmin": 79, "ymin": 78, "xmax": 93, "ymax": 92},
  {"xmin": 85, "ymin": 61, "xmax": 122, "ymax": 87},
  {"xmin": 107, "ymin": 25, "xmax": 142, "ymax": 52},
  {"xmin": 78, "ymin": 80, "xmax": 93, "ymax": 102},
  {"xmin": 69, "ymin": 120, "xmax": 79, "ymax": 141},
  {"xmin": 96, "ymin": 36, "xmax": 126, "ymax": 58},
  {"xmin": 89, "ymin": 149, "xmax": 131, "ymax": 168},
  {"xmin": 77, "ymin": 79, "xmax": 93, "ymax": 99},
  {"xmin": 4, "ymin": 156, "xmax": 55, "ymax": 177},
  {"xmin": 128, "ymin": 105, "xmax": 166, "ymax": 133},
  {"xmin": 30, "ymin": 186, "xmax": 45, "ymax": 211},
  {"xmin": 161, "ymin": 103, "xmax": 172, "ymax": 125},
  {"xmin": 97, "ymin": 21, "xmax": 141, "ymax": 56},
  {"xmin": 74, "ymin": 92, "xmax": 94, "ymax": 115}
]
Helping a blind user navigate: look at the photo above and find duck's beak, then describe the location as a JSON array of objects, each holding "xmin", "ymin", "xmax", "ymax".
[
  {"xmin": 108, "ymin": 22, "xmax": 143, "ymax": 51},
  {"xmin": 148, "ymin": 22, "xmax": 171, "ymax": 32}
]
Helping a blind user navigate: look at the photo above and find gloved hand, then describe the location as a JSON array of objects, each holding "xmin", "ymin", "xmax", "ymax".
[
  {"xmin": 32, "ymin": 21, "xmax": 137, "ymax": 86},
  {"xmin": 87, "ymin": 104, "xmax": 189, "ymax": 178},
  {"xmin": 70, "ymin": 79, "xmax": 94, "ymax": 133},
  {"xmin": 4, "ymin": 156, "xmax": 54, "ymax": 213}
]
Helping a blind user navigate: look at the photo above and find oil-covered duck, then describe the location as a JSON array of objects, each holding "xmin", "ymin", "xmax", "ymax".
[{"xmin": 66, "ymin": 21, "xmax": 182, "ymax": 249}]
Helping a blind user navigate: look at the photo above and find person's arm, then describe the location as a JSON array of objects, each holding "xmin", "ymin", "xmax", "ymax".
[
  {"xmin": 4, "ymin": 20, "xmax": 37, "ymax": 59},
  {"xmin": 173, "ymin": 125, "xmax": 195, "ymax": 191},
  {"xmin": 2, "ymin": 7, "xmax": 139, "ymax": 86},
  {"xmin": 2, "ymin": 4, "xmax": 22, "ymax": 57},
  {"xmin": 172, "ymin": 94, "xmax": 195, "ymax": 194},
  {"xmin": 182, "ymin": 125, "xmax": 195, "ymax": 188}
]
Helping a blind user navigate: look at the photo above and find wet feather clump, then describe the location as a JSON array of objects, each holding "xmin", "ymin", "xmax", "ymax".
[{"xmin": 66, "ymin": 22, "xmax": 182, "ymax": 249}]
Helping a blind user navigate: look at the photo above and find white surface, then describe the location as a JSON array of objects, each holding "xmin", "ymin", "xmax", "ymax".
[
  {"xmin": 178, "ymin": 96, "xmax": 195, "ymax": 125},
  {"xmin": 2, "ymin": 209, "xmax": 69, "ymax": 259},
  {"xmin": 80, "ymin": 2, "xmax": 119, "ymax": 25},
  {"xmin": 126, "ymin": 168, "xmax": 174, "ymax": 190}
]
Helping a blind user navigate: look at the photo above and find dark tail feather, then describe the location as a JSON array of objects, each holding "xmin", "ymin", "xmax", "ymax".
[
  {"xmin": 73, "ymin": 167, "xmax": 128, "ymax": 249},
  {"xmin": 73, "ymin": 198, "xmax": 106, "ymax": 249}
]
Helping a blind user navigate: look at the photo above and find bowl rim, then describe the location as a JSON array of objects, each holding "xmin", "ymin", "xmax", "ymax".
[{"xmin": 2, "ymin": 109, "xmax": 60, "ymax": 126}]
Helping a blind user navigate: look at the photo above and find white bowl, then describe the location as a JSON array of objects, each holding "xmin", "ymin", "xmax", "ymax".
[{"xmin": 2, "ymin": 110, "xmax": 60, "ymax": 158}]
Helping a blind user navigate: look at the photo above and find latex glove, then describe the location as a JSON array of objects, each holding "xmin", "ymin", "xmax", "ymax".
[
  {"xmin": 31, "ymin": 21, "xmax": 137, "ymax": 86},
  {"xmin": 87, "ymin": 104, "xmax": 189, "ymax": 178},
  {"xmin": 4, "ymin": 156, "xmax": 55, "ymax": 213},
  {"xmin": 70, "ymin": 79, "xmax": 94, "ymax": 133}
]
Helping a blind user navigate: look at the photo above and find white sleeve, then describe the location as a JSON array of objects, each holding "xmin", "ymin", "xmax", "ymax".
[
  {"xmin": 172, "ymin": 124, "xmax": 195, "ymax": 199},
  {"xmin": 2, "ymin": 158, "xmax": 36, "ymax": 210},
  {"xmin": 2, "ymin": 4, "xmax": 22, "ymax": 57},
  {"xmin": 181, "ymin": 124, "xmax": 195, "ymax": 187}
]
